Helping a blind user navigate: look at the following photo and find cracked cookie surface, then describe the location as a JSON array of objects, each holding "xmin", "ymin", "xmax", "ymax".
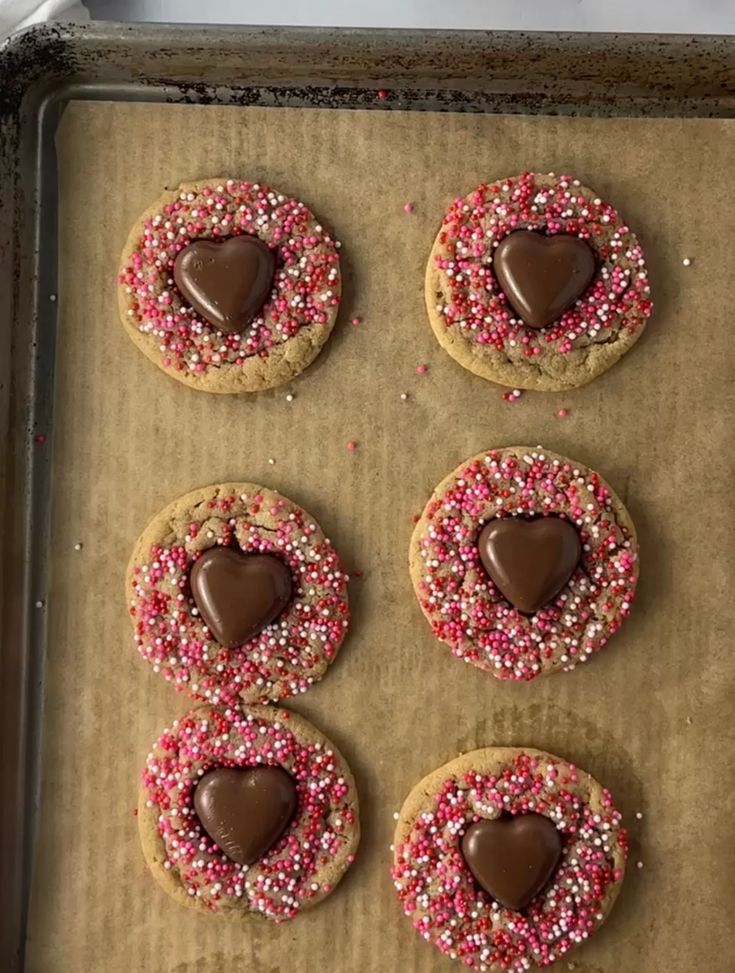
[
  {"xmin": 139, "ymin": 703, "xmax": 359, "ymax": 920},
  {"xmin": 409, "ymin": 446, "xmax": 638, "ymax": 681},
  {"xmin": 425, "ymin": 172, "xmax": 652, "ymax": 390},
  {"xmin": 118, "ymin": 178, "xmax": 341, "ymax": 393},
  {"xmin": 393, "ymin": 746, "xmax": 626, "ymax": 971},
  {"xmin": 127, "ymin": 482, "xmax": 350, "ymax": 704}
]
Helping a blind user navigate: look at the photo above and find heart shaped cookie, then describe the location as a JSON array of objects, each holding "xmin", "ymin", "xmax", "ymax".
[
  {"xmin": 194, "ymin": 765, "xmax": 297, "ymax": 865},
  {"xmin": 478, "ymin": 517, "xmax": 581, "ymax": 614},
  {"xmin": 461, "ymin": 814, "xmax": 563, "ymax": 911},
  {"xmin": 493, "ymin": 230, "xmax": 595, "ymax": 329},
  {"xmin": 173, "ymin": 235, "xmax": 275, "ymax": 333},
  {"xmin": 190, "ymin": 547, "xmax": 293, "ymax": 648}
]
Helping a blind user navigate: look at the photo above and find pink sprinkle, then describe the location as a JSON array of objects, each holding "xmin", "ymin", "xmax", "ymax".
[
  {"xmin": 346, "ymin": 440, "xmax": 357, "ymax": 451},
  {"xmin": 351, "ymin": 316, "xmax": 362, "ymax": 327},
  {"xmin": 377, "ymin": 89, "xmax": 388, "ymax": 100},
  {"xmin": 416, "ymin": 364, "xmax": 427, "ymax": 375},
  {"xmin": 558, "ymin": 408, "xmax": 570, "ymax": 417},
  {"xmin": 34, "ymin": 434, "xmax": 46, "ymax": 444},
  {"xmin": 403, "ymin": 202, "xmax": 415, "ymax": 213}
]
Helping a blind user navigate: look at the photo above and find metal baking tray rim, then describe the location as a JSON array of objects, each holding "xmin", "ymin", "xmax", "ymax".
[{"xmin": 0, "ymin": 21, "xmax": 733, "ymax": 973}]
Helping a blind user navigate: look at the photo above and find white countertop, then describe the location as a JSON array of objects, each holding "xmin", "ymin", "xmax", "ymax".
[{"xmin": 85, "ymin": 0, "xmax": 735, "ymax": 34}]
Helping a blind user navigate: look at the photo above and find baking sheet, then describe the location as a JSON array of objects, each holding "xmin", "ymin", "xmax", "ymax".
[{"xmin": 25, "ymin": 101, "xmax": 735, "ymax": 973}]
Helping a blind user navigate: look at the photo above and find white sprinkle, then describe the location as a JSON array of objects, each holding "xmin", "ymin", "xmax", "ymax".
[
  {"xmin": 49, "ymin": 294, "xmax": 57, "ymax": 303},
  {"xmin": 636, "ymin": 860, "xmax": 644, "ymax": 869},
  {"xmin": 268, "ymin": 458, "xmax": 275, "ymax": 465},
  {"xmin": 286, "ymin": 393, "xmax": 294, "ymax": 402},
  {"xmin": 35, "ymin": 600, "xmax": 44, "ymax": 608},
  {"xmin": 74, "ymin": 542, "xmax": 83, "ymax": 551},
  {"xmin": 400, "ymin": 392, "xmax": 409, "ymax": 401},
  {"xmin": 635, "ymin": 811, "xmax": 643, "ymax": 820},
  {"xmin": 682, "ymin": 257, "xmax": 692, "ymax": 267}
]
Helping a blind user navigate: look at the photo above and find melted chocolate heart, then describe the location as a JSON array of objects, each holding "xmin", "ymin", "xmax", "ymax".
[
  {"xmin": 190, "ymin": 547, "xmax": 292, "ymax": 648},
  {"xmin": 194, "ymin": 766, "xmax": 297, "ymax": 865},
  {"xmin": 478, "ymin": 517, "xmax": 581, "ymax": 614},
  {"xmin": 493, "ymin": 231, "xmax": 596, "ymax": 329},
  {"xmin": 173, "ymin": 235, "xmax": 275, "ymax": 333},
  {"xmin": 461, "ymin": 814, "xmax": 563, "ymax": 911}
]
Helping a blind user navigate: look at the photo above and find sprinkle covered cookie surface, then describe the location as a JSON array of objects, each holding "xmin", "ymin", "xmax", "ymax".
[
  {"xmin": 393, "ymin": 747, "xmax": 626, "ymax": 971},
  {"xmin": 139, "ymin": 704, "xmax": 359, "ymax": 919},
  {"xmin": 425, "ymin": 172, "xmax": 652, "ymax": 390},
  {"xmin": 118, "ymin": 179, "xmax": 341, "ymax": 392},
  {"xmin": 127, "ymin": 482, "xmax": 350, "ymax": 704},
  {"xmin": 409, "ymin": 446, "xmax": 638, "ymax": 681}
]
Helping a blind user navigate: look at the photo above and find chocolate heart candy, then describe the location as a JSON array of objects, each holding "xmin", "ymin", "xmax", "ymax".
[
  {"xmin": 478, "ymin": 517, "xmax": 581, "ymax": 614},
  {"xmin": 461, "ymin": 814, "xmax": 563, "ymax": 911},
  {"xmin": 194, "ymin": 766, "xmax": 297, "ymax": 865},
  {"xmin": 190, "ymin": 547, "xmax": 292, "ymax": 648},
  {"xmin": 173, "ymin": 235, "xmax": 275, "ymax": 333},
  {"xmin": 493, "ymin": 230, "xmax": 595, "ymax": 329}
]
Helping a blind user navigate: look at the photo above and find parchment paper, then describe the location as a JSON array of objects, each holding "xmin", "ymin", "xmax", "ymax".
[{"xmin": 26, "ymin": 102, "xmax": 735, "ymax": 973}]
